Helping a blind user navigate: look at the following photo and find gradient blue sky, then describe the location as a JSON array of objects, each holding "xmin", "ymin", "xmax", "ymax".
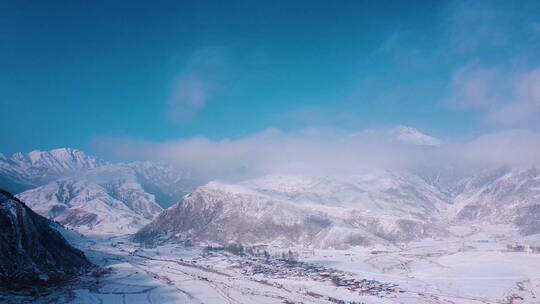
[{"xmin": 3, "ymin": 0, "xmax": 540, "ymax": 155}]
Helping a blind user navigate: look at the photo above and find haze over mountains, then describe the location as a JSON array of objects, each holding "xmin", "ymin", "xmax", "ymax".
[
  {"xmin": 2, "ymin": 127, "xmax": 540, "ymax": 303},
  {"xmin": 134, "ymin": 168, "xmax": 540, "ymax": 249},
  {"xmin": 2, "ymin": 128, "xmax": 538, "ymax": 249}
]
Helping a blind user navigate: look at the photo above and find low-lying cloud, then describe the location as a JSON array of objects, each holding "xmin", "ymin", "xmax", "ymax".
[
  {"xmin": 445, "ymin": 64, "xmax": 540, "ymax": 126},
  {"xmin": 169, "ymin": 47, "xmax": 231, "ymax": 122},
  {"xmin": 92, "ymin": 127, "xmax": 540, "ymax": 183}
]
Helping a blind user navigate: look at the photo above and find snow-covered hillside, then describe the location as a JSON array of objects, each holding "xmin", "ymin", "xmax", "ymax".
[
  {"xmin": 136, "ymin": 166, "xmax": 540, "ymax": 249},
  {"xmin": 0, "ymin": 148, "xmax": 193, "ymax": 234},
  {"xmin": 0, "ymin": 148, "xmax": 192, "ymax": 204},
  {"xmin": 0, "ymin": 148, "xmax": 106, "ymax": 192},
  {"xmin": 453, "ymin": 167, "xmax": 540, "ymax": 235},
  {"xmin": 121, "ymin": 161, "xmax": 195, "ymax": 207},
  {"xmin": 134, "ymin": 172, "xmax": 451, "ymax": 248},
  {"xmin": 17, "ymin": 178, "xmax": 163, "ymax": 234}
]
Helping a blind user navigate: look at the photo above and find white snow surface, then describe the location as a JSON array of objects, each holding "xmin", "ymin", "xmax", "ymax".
[
  {"xmin": 3, "ymin": 224, "xmax": 539, "ymax": 304},
  {"xmin": 16, "ymin": 179, "xmax": 162, "ymax": 234},
  {"xmin": 6, "ymin": 149, "xmax": 192, "ymax": 234},
  {"xmin": 136, "ymin": 171, "xmax": 453, "ymax": 248},
  {"xmin": 0, "ymin": 148, "xmax": 106, "ymax": 186}
]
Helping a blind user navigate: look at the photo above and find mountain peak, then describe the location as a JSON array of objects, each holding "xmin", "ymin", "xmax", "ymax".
[
  {"xmin": 14, "ymin": 147, "xmax": 105, "ymax": 167},
  {"xmin": 0, "ymin": 148, "xmax": 108, "ymax": 193},
  {"xmin": 28, "ymin": 147, "xmax": 91, "ymax": 159},
  {"xmin": 391, "ymin": 126, "xmax": 441, "ymax": 147}
]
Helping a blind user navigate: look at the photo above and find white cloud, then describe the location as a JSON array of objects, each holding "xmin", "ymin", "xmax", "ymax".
[
  {"xmin": 92, "ymin": 126, "xmax": 540, "ymax": 183},
  {"xmin": 444, "ymin": 0, "xmax": 509, "ymax": 54},
  {"xmin": 445, "ymin": 64, "xmax": 540, "ymax": 126},
  {"xmin": 168, "ymin": 47, "xmax": 230, "ymax": 122},
  {"xmin": 451, "ymin": 129, "xmax": 540, "ymax": 168},
  {"xmin": 445, "ymin": 64, "xmax": 501, "ymax": 110},
  {"xmin": 487, "ymin": 68, "xmax": 540, "ymax": 125},
  {"xmin": 169, "ymin": 75, "xmax": 208, "ymax": 122}
]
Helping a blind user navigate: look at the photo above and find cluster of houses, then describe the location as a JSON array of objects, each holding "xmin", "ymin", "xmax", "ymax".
[
  {"xmin": 199, "ymin": 243, "xmax": 404, "ymax": 299},
  {"xmin": 206, "ymin": 247, "xmax": 401, "ymax": 298},
  {"xmin": 506, "ymin": 244, "xmax": 540, "ymax": 253},
  {"xmin": 326, "ymin": 273, "xmax": 401, "ymax": 296}
]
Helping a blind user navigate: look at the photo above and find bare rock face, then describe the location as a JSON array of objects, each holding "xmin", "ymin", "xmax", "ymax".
[{"xmin": 0, "ymin": 190, "xmax": 93, "ymax": 289}]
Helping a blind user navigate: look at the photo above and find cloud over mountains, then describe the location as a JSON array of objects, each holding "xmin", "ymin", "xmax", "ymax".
[{"xmin": 93, "ymin": 126, "xmax": 540, "ymax": 182}]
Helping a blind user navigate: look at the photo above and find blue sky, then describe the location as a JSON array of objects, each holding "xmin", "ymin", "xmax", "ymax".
[{"xmin": 2, "ymin": 0, "xmax": 540, "ymax": 155}]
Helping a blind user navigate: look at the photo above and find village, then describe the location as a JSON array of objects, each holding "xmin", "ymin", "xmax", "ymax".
[
  {"xmin": 200, "ymin": 244, "xmax": 403, "ymax": 299},
  {"xmin": 506, "ymin": 243, "xmax": 540, "ymax": 253}
]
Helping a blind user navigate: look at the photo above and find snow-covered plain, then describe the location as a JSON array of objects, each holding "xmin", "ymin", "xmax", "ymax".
[{"xmin": 2, "ymin": 224, "xmax": 539, "ymax": 304}]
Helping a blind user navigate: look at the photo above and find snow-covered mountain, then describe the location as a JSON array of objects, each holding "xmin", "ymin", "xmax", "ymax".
[
  {"xmin": 4, "ymin": 146, "xmax": 540, "ymax": 246},
  {"xmin": 0, "ymin": 148, "xmax": 194, "ymax": 234},
  {"xmin": 391, "ymin": 126, "xmax": 441, "ymax": 147},
  {"xmin": 80, "ymin": 162, "xmax": 193, "ymax": 207},
  {"xmin": 134, "ymin": 172, "xmax": 451, "ymax": 249},
  {"xmin": 0, "ymin": 149, "xmax": 190, "ymax": 234},
  {"xmin": 136, "ymin": 165, "xmax": 540, "ymax": 248},
  {"xmin": 453, "ymin": 167, "xmax": 540, "ymax": 235},
  {"xmin": 0, "ymin": 190, "xmax": 92, "ymax": 288},
  {"xmin": 0, "ymin": 148, "xmax": 106, "ymax": 192},
  {"xmin": 123, "ymin": 161, "xmax": 195, "ymax": 207},
  {"xmin": 0, "ymin": 148, "xmax": 193, "ymax": 206},
  {"xmin": 245, "ymin": 172, "xmax": 450, "ymax": 218},
  {"xmin": 17, "ymin": 178, "xmax": 163, "ymax": 234}
]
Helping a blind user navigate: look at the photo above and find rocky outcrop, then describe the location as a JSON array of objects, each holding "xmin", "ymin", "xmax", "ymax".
[{"xmin": 0, "ymin": 190, "xmax": 93, "ymax": 289}]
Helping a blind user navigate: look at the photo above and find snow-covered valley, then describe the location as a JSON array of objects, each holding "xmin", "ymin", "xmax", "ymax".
[
  {"xmin": 2, "ymin": 223, "xmax": 539, "ymax": 304},
  {"xmin": 2, "ymin": 148, "xmax": 540, "ymax": 303}
]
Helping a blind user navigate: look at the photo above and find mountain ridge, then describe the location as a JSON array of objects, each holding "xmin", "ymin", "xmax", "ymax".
[{"xmin": 135, "ymin": 167, "xmax": 540, "ymax": 249}]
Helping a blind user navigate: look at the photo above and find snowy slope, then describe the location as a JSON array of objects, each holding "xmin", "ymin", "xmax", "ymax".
[
  {"xmin": 0, "ymin": 148, "xmax": 192, "ymax": 205},
  {"xmin": 0, "ymin": 148, "xmax": 106, "ymax": 192},
  {"xmin": 122, "ymin": 161, "xmax": 194, "ymax": 207},
  {"xmin": 135, "ymin": 172, "xmax": 451, "ymax": 248},
  {"xmin": 0, "ymin": 148, "xmax": 194, "ymax": 234},
  {"xmin": 453, "ymin": 167, "xmax": 540, "ymax": 235},
  {"xmin": 82, "ymin": 162, "xmax": 190, "ymax": 211},
  {"xmin": 17, "ymin": 178, "xmax": 163, "ymax": 234},
  {"xmin": 246, "ymin": 172, "xmax": 450, "ymax": 218}
]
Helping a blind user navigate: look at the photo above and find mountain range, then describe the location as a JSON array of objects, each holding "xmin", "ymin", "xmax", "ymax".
[
  {"xmin": 133, "ymin": 172, "xmax": 451, "ymax": 248},
  {"xmin": 2, "ymin": 137, "xmax": 540, "ymax": 249},
  {"xmin": 0, "ymin": 148, "xmax": 105, "ymax": 193},
  {"xmin": 1, "ymin": 148, "xmax": 193, "ymax": 234},
  {"xmin": 135, "ymin": 167, "xmax": 540, "ymax": 249}
]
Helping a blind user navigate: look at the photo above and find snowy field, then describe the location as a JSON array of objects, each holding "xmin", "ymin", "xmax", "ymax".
[{"xmin": 2, "ymin": 224, "xmax": 539, "ymax": 304}]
